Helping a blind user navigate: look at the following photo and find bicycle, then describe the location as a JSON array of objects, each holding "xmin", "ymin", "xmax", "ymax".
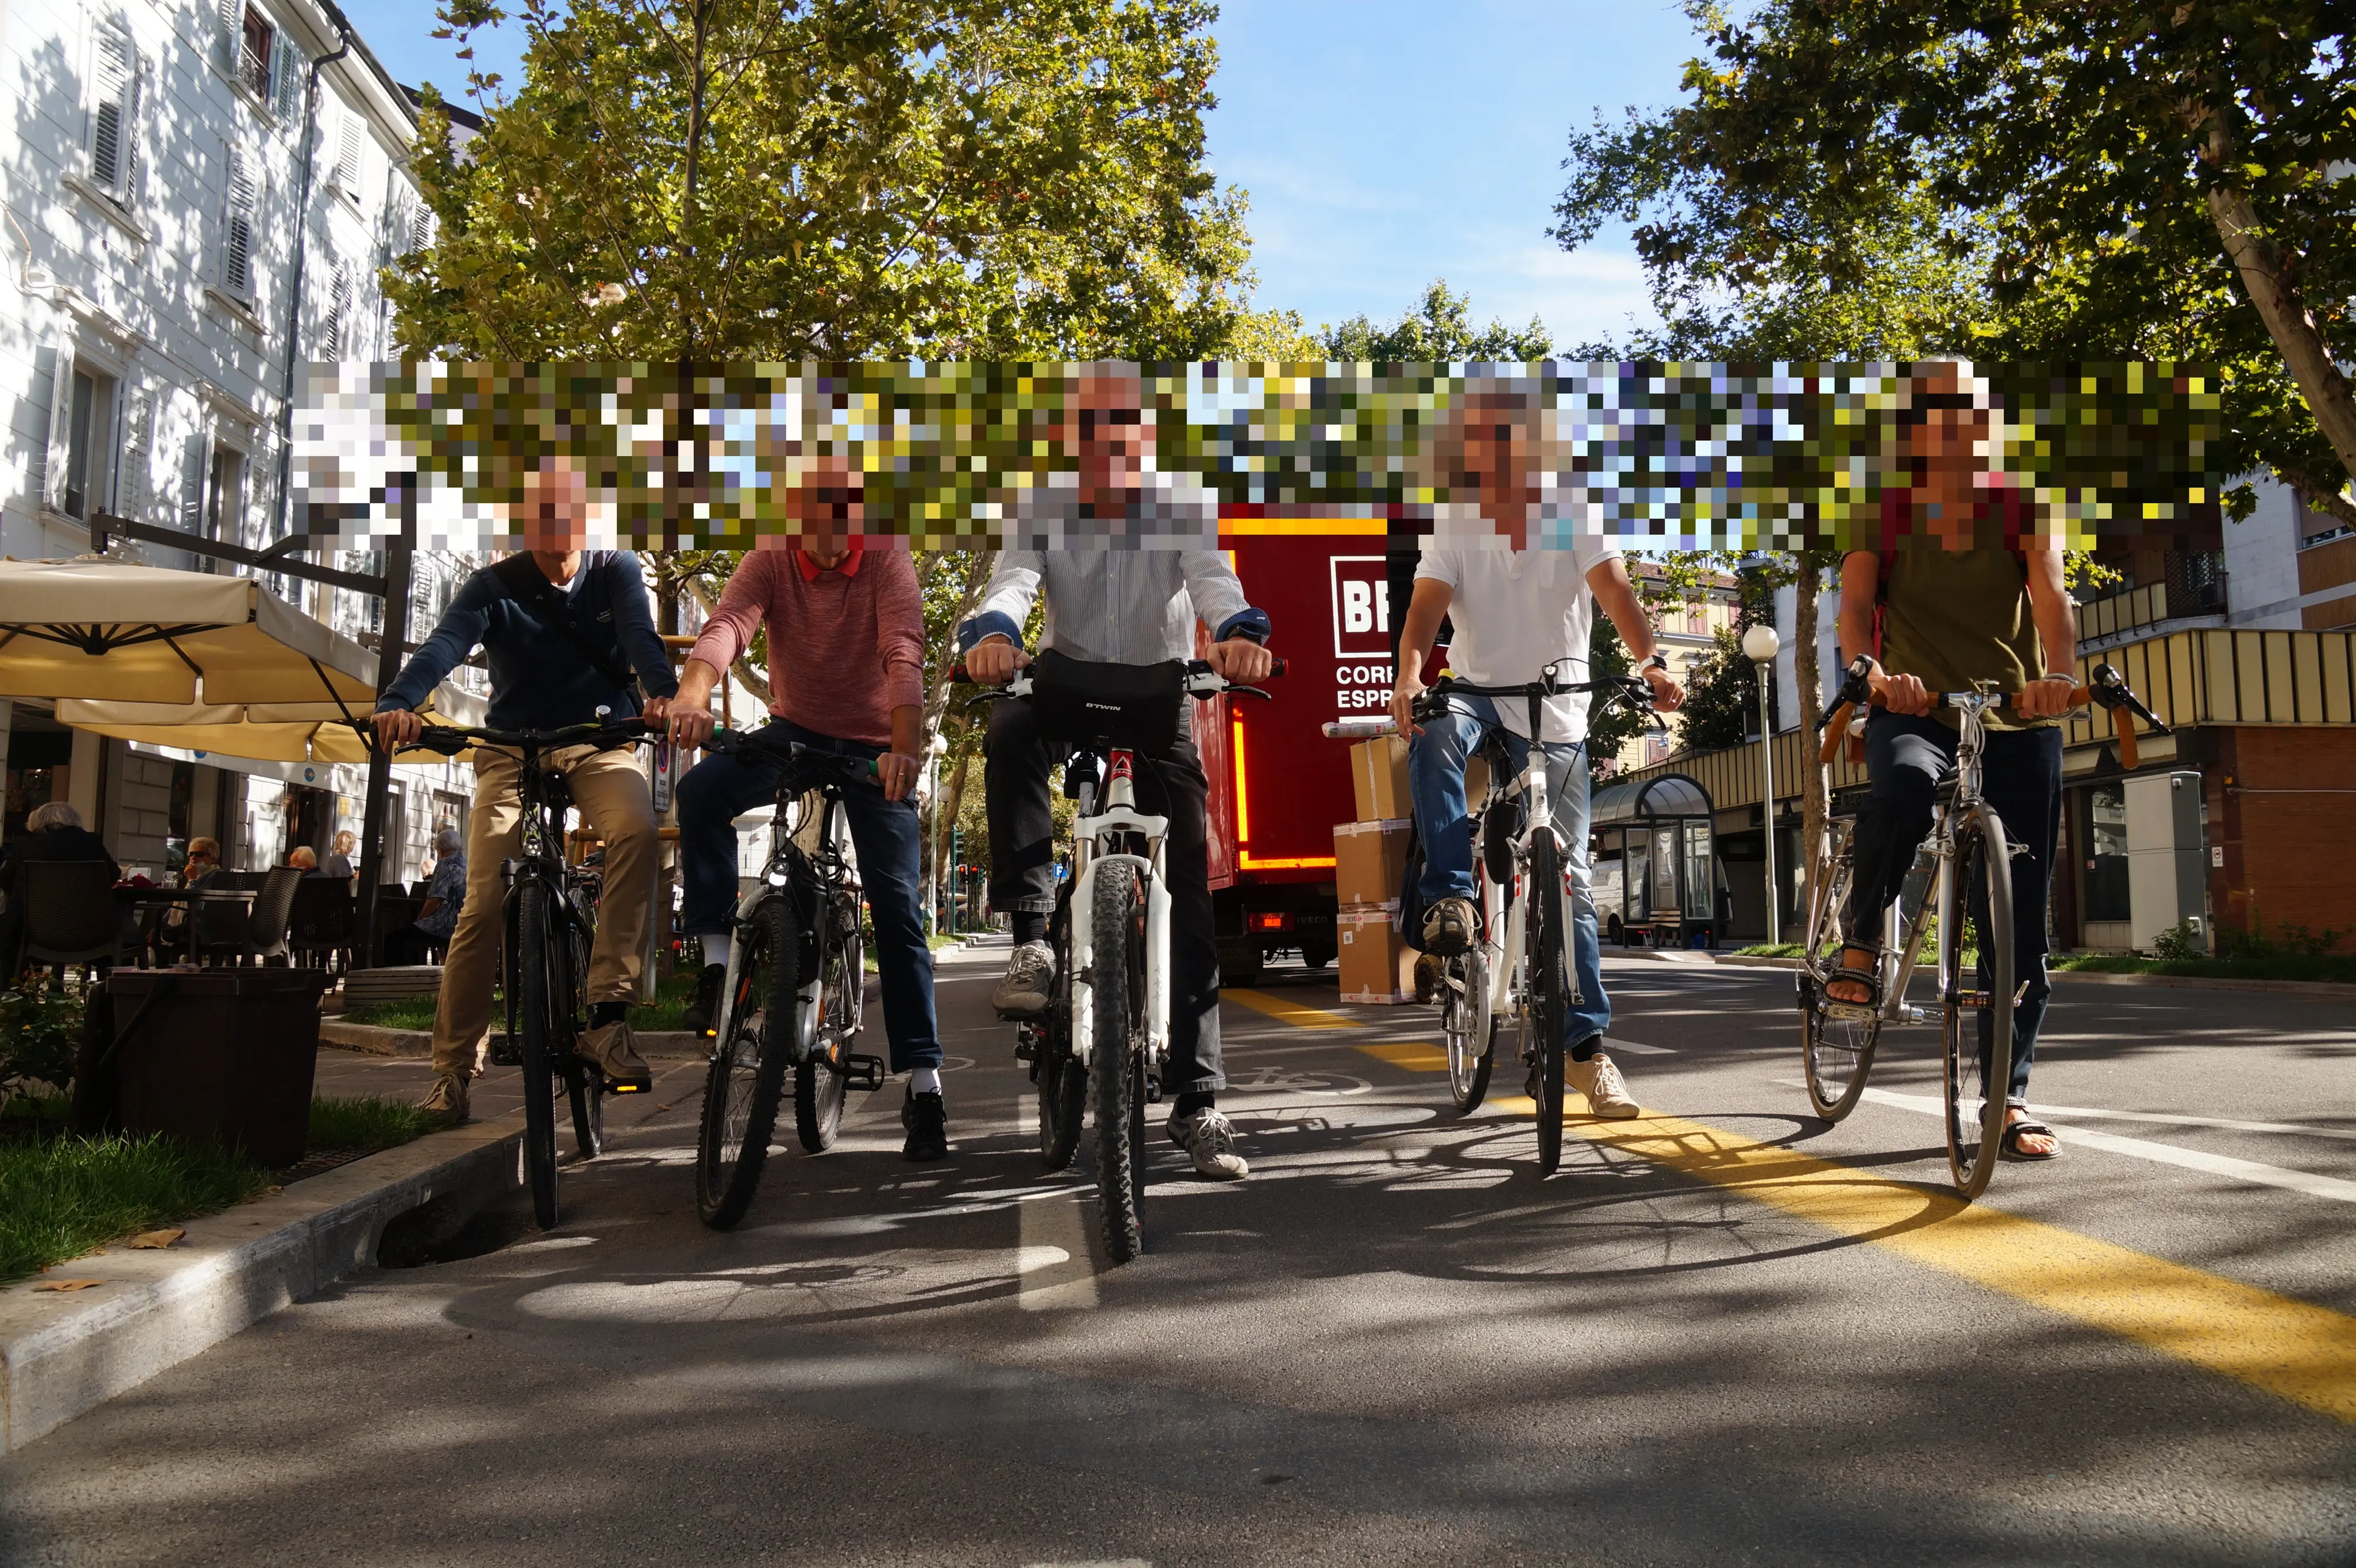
[
  {"xmin": 692, "ymin": 729, "xmax": 888, "ymax": 1230},
  {"xmin": 1797, "ymin": 657, "xmax": 2168, "ymax": 1197},
  {"xmin": 1407, "ymin": 663, "xmax": 1658, "ymax": 1174},
  {"xmin": 962, "ymin": 653, "xmax": 1282, "ymax": 1263},
  {"xmin": 372, "ymin": 714, "xmax": 657, "ymax": 1229}
]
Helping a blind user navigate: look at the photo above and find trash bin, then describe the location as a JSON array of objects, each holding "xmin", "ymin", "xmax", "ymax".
[{"xmin": 101, "ymin": 968, "xmax": 331, "ymax": 1167}]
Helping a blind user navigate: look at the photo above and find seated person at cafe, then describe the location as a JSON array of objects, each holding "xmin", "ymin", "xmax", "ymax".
[
  {"xmin": 325, "ymin": 830, "xmax": 357, "ymax": 882},
  {"xmin": 385, "ymin": 826, "xmax": 466, "ymax": 964},
  {"xmin": 157, "ymin": 836, "xmax": 222, "ymax": 952},
  {"xmin": 0, "ymin": 802, "xmax": 122, "ymax": 970}
]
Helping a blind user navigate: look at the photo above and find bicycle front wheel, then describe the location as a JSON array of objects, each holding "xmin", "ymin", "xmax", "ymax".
[
  {"xmin": 1090, "ymin": 859, "xmax": 1149, "ymax": 1263},
  {"xmin": 514, "ymin": 879, "xmax": 562, "ymax": 1229},
  {"xmin": 795, "ymin": 902, "xmax": 859, "ymax": 1152},
  {"xmin": 696, "ymin": 897, "xmax": 798, "ymax": 1229},
  {"xmin": 1443, "ymin": 946, "xmax": 1494, "ymax": 1114},
  {"xmin": 1801, "ymin": 819, "xmax": 1880, "ymax": 1121},
  {"xmin": 1943, "ymin": 805, "xmax": 2015, "ymax": 1199},
  {"xmin": 1527, "ymin": 836, "xmax": 1570, "ymax": 1176}
]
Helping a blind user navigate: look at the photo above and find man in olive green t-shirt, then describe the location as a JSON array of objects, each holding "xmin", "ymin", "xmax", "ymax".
[{"xmin": 1827, "ymin": 363, "xmax": 2079, "ymax": 1162}]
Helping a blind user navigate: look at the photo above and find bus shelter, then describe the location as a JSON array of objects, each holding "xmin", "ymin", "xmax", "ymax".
[{"xmin": 1589, "ymin": 772, "xmax": 1718, "ymax": 947}]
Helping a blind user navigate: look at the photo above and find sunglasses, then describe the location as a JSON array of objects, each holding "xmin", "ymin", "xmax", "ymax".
[{"xmin": 1900, "ymin": 391, "xmax": 1986, "ymax": 426}]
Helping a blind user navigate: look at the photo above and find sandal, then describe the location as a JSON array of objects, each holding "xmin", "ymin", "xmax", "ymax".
[
  {"xmin": 1820, "ymin": 945, "xmax": 1882, "ymax": 1015},
  {"xmin": 2000, "ymin": 1117, "xmax": 2063, "ymax": 1162}
]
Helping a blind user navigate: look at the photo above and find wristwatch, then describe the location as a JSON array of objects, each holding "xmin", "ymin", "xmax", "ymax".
[{"xmin": 1642, "ymin": 652, "xmax": 1670, "ymax": 673}]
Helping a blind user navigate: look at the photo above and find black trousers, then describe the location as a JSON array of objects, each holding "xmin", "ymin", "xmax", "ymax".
[
  {"xmin": 985, "ymin": 695, "xmax": 1225, "ymax": 1095},
  {"xmin": 1844, "ymin": 711, "xmax": 2063, "ymax": 1105}
]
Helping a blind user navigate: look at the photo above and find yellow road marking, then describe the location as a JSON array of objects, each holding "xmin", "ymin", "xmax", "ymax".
[
  {"xmin": 1311, "ymin": 1014, "xmax": 2356, "ymax": 1424},
  {"xmin": 1227, "ymin": 988, "xmax": 1357, "ymax": 1030}
]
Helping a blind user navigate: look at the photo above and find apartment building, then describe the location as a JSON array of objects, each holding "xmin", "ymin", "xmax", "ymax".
[{"xmin": 0, "ymin": 0, "xmax": 477, "ymax": 884}]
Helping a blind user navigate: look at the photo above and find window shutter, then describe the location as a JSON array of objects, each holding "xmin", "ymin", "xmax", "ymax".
[
  {"xmin": 216, "ymin": 0, "xmax": 242, "ymax": 70},
  {"xmin": 274, "ymin": 34, "xmax": 304, "ymax": 121},
  {"xmin": 30, "ymin": 342, "xmax": 76, "ymax": 515},
  {"xmin": 181, "ymin": 432, "xmax": 211, "ymax": 538},
  {"xmin": 335, "ymin": 108, "xmax": 360, "ymax": 196},
  {"xmin": 324, "ymin": 260, "xmax": 351, "ymax": 359},
  {"xmin": 409, "ymin": 201, "xmax": 435, "ymax": 255},
  {"xmin": 91, "ymin": 27, "xmax": 133, "ymax": 194},
  {"xmin": 118, "ymin": 386, "xmax": 154, "ymax": 521},
  {"xmin": 223, "ymin": 144, "xmax": 256, "ymax": 297}
]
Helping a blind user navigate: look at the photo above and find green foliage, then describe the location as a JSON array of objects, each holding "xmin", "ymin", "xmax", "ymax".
[
  {"xmin": 1586, "ymin": 613, "xmax": 1647, "ymax": 781},
  {"xmin": 1677, "ymin": 624, "xmax": 1756, "ymax": 754},
  {"xmin": 1555, "ymin": 0, "xmax": 2356, "ymax": 517},
  {"xmin": 0, "ymin": 1134, "xmax": 272, "ymax": 1285},
  {"xmin": 307, "ymin": 1097, "xmax": 445, "ymax": 1152},
  {"xmin": 398, "ymin": 0, "xmax": 1257, "ymax": 362},
  {"xmin": 1320, "ymin": 280, "xmax": 1552, "ymax": 363},
  {"xmin": 0, "ymin": 979, "xmax": 82, "ymax": 1110},
  {"xmin": 2151, "ymin": 921, "xmax": 2201, "ymax": 963}
]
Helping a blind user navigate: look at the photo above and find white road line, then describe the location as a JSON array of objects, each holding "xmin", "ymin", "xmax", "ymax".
[
  {"xmin": 1605, "ymin": 1036, "xmax": 1675, "ymax": 1056},
  {"xmin": 1856, "ymin": 1087, "xmax": 2356, "ymax": 1204},
  {"xmin": 2014, "ymin": 1101, "xmax": 2356, "ymax": 1144}
]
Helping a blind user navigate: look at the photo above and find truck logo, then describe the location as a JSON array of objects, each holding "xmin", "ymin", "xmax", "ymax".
[{"xmin": 1329, "ymin": 555, "xmax": 1390, "ymax": 659}]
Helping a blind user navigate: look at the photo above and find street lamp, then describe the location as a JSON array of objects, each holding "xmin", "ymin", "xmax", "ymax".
[{"xmin": 1742, "ymin": 623, "xmax": 1782, "ymax": 945}]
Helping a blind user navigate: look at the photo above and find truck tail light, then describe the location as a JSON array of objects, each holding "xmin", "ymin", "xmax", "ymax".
[{"xmin": 1250, "ymin": 912, "xmax": 1291, "ymax": 932}]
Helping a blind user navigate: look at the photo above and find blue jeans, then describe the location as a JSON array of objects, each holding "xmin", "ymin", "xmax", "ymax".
[
  {"xmin": 676, "ymin": 719, "xmax": 940, "ymax": 1071},
  {"xmin": 1408, "ymin": 695, "xmax": 1610, "ymax": 1046}
]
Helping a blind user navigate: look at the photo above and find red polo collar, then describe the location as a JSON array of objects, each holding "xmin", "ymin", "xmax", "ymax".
[{"xmin": 795, "ymin": 541, "xmax": 865, "ymax": 580}]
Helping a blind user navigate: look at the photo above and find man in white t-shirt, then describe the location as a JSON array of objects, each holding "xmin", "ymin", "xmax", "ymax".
[{"xmin": 1388, "ymin": 388, "xmax": 1682, "ymax": 1117}]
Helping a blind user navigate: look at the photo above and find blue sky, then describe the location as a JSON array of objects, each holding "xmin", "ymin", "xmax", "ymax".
[{"xmin": 340, "ymin": 0, "xmax": 1705, "ymax": 350}]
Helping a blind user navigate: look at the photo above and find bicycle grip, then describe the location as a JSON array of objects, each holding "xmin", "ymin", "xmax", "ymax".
[
  {"xmin": 1818, "ymin": 704, "xmax": 1853, "ymax": 766},
  {"xmin": 2115, "ymin": 714, "xmax": 2139, "ymax": 772}
]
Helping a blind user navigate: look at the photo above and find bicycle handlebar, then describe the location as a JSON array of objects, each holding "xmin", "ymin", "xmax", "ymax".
[
  {"xmin": 950, "ymin": 656, "xmax": 1286, "ymax": 703},
  {"xmin": 1815, "ymin": 657, "xmax": 2164, "ymax": 770},
  {"xmin": 351, "ymin": 716, "xmax": 653, "ymax": 759},
  {"xmin": 703, "ymin": 727, "xmax": 881, "ymax": 783}
]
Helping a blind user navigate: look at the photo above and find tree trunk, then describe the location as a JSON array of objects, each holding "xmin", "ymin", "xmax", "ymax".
[
  {"xmin": 2205, "ymin": 182, "xmax": 2356, "ymax": 487},
  {"xmin": 922, "ymin": 548, "xmax": 998, "ymax": 747},
  {"xmin": 1794, "ymin": 555, "xmax": 1826, "ymax": 934}
]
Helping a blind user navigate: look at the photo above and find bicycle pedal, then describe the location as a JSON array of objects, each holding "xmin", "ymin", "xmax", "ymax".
[
  {"xmin": 604, "ymin": 1075, "xmax": 651, "ymax": 1095},
  {"xmin": 842, "ymin": 1054, "xmax": 886, "ymax": 1092},
  {"xmin": 1823, "ymin": 1001, "xmax": 1879, "ymax": 1023},
  {"xmin": 1145, "ymin": 1076, "xmax": 1163, "ymax": 1104},
  {"xmin": 489, "ymin": 1037, "xmax": 522, "ymax": 1067}
]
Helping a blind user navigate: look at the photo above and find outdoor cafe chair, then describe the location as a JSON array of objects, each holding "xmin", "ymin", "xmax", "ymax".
[
  {"xmin": 16, "ymin": 860, "xmax": 124, "ymax": 981},
  {"xmin": 288, "ymin": 879, "xmax": 356, "ymax": 970}
]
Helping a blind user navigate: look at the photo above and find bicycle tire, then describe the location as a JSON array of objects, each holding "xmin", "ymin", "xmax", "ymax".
[
  {"xmin": 515, "ymin": 879, "xmax": 562, "ymax": 1230},
  {"xmin": 1528, "ymin": 836, "xmax": 1570, "ymax": 1176},
  {"xmin": 795, "ymin": 916, "xmax": 858, "ymax": 1152},
  {"xmin": 563, "ymin": 921, "xmax": 603, "ymax": 1157},
  {"xmin": 1801, "ymin": 820, "xmax": 1881, "ymax": 1122},
  {"xmin": 694, "ymin": 897, "xmax": 797, "ymax": 1229},
  {"xmin": 1943, "ymin": 805, "xmax": 2015, "ymax": 1199},
  {"xmin": 1444, "ymin": 946, "xmax": 1494, "ymax": 1114},
  {"xmin": 1091, "ymin": 859, "xmax": 1148, "ymax": 1263}
]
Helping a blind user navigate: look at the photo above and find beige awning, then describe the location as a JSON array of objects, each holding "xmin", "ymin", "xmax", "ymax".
[
  {"xmin": 0, "ymin": 558, "xmax": 378, "ymax": 706},
  {"xmin": 57, "ymin": 683, "xmax": 486, "ymax": 765}
]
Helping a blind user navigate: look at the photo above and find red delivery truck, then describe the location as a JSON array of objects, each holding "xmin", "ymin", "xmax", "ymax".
[{"xmin": 1193, "ymin": 517, "xmax": 1407, "ymax": 985}]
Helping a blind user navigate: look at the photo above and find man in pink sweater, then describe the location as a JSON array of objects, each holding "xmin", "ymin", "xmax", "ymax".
[{"xmin": 667, "ymin": 510, "xmax": 945, "ymax": 1159}]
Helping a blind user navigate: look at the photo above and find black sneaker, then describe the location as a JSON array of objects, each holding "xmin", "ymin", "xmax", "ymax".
[
  {"xmin": 901, "ymin": 1088, "xmax": 948, "ymax": 1161},
  {"xmin": 682, "ymin": 962, "xmax": 726, "ymax": 1039}
]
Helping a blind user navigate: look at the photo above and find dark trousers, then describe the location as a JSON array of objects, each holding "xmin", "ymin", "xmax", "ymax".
[
  {"xmin": 1845, "ymin": 712, "xmax": 2063, "ymax": 1105},
  {"xmin": 986, "ymin": 695, "xmax": 1224, "ymax": 1095},
  {"xmin": 676, "ymin": 719, "xmax": 939, "ymax": 1072}
]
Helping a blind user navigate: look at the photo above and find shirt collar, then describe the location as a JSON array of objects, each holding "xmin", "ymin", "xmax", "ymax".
[{"xmin": 796, "ymin": 541, "xmax": 865, "ymax": 581}]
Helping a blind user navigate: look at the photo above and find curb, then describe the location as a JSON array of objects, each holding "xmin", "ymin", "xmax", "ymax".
[
  {"xmin": 0, "ymin": 1116, "xmax": 522, "ymax": 1454},
  {"xmin": 319, "ymin": 1021, "xmax": 706, "ymax": 1058}
]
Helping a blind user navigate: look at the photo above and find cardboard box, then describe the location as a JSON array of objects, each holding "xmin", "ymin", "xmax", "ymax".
[
  {"xmin": 1333, "ymin": 818, "xmax": 1411, "ymax": 907},
  {"xmin": 1337, "ymin": 904, "xmax": 1416, "ymax": 1004},
  {"xmin": 1350, "ymin": 735, "xmax": 1412, "ymax": 822}
]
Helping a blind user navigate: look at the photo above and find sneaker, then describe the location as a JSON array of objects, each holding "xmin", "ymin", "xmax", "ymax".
[
  {"xmin": 1413, "ymin": 950, "xmax": 1445, "ymax": 1005},
  {"xmin": 901, "ymin": 1089, "xmax": 948, "ymax": 1161},
  {"xmin": 1565, "ymin": 1047, "xmax": 1641, "ymax": 1119},
  {"xmin": 992, "ymin": 940, "xmax": 1056, "ymax": 1018},
  {"xmin": 682, "ymin": 962, "xmax": 727, "ymax": 1039},
  {"xmin": 1166, "ymin": 1107, "xmax": 1249, "ymax": 1180},
  {"xmin": 578, "ymin": 1017, "xmax": 654, "ymax": 1093},
  {"xmin": 1420, "ymin": 896, "xmax": 1478, "ymax": 957},
  {"xmin": 419, "ymin": 1073, "xmax": 470, "ymax": 1122}
]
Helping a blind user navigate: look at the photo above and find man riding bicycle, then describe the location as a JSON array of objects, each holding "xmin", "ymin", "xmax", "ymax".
[
  {"xmin": 957, "ymin": 362, "xmax": 1275, "ymax": 1181},
  {"xmin": 1389, "ymin": 385, "xmax": 1683, "ymax": 1119},
  {"xmin": 1828, "ymin": 360, "xmax": 2076, "ymax": 1162},
  {"xmin": 374, "ymin": 455, "xmax": 679, "ymax": 1122},
  {"xmin": 665, "ymin": 454, "xmax": 947, "ymax": 1162}
]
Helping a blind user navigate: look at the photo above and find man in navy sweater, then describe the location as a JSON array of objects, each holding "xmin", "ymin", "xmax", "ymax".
[{"xmin": 373, "ymin": 459, "xmax": 678, "ymax": 1120}]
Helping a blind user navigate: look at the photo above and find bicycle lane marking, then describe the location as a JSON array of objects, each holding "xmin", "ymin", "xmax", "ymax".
[{"xmin": 1247, "ymin": 1004, "xmax": 2356, "ymax": 1425}]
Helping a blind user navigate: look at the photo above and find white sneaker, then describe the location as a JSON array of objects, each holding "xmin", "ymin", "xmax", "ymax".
[
  {"xmin": 1166, "ymin": 1107, "xmax": 1249, "ymax": 1180},
  {"xmin": 1565, "ymin": 1050, "xmax": 1642, "ymax": 1119},
  {"xmin": 992, "ymin": 940, "xmax": 1056, "ymax": 1018}
]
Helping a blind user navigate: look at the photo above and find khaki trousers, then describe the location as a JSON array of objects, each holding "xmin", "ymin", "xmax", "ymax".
[{"xmin": 430, "ymin": 743, "xmax": 659, "ymax": 1080}]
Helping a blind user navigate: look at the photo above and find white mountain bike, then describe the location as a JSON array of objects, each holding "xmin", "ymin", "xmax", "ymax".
[{"xmin": 965, "ymin": 653, "xmax": 1282, "ymax": 1262}]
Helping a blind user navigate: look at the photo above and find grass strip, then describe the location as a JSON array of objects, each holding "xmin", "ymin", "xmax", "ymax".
[
  {"xmin": 342, "ymin": 967, "xmax": 701, "ymax": 1032},
  {"xmin": 2051, "ymin": 952, "xmax": 2356, "ymax": 984},
  {"xmin": 307, "ymin": 1096, "xmax": 442, "ymax": 1152},
  {"xmin": 0, "ymin": 1134, "xmax": 271, "ymax": 1285}
]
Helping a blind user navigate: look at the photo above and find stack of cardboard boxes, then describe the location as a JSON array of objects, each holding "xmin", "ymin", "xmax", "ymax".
[{"xmin": 1333, "ymin": 736, "xmax": 1417, "ymax": 1003}]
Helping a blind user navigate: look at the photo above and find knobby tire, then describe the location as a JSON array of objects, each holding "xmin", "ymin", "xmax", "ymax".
[
  {"xmin": 1038, "ymin": 898, "xmax": 1085, "ymax": 1168},
  {"xmin": 1091, "ymin": 859, "xmax": 1148, "ymax": 1263}
]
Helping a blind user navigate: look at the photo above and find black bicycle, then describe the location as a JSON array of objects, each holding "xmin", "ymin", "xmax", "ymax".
[
  {"xmin": 1410, "ymin": 664, "xmax": 1656, "ymax": 1175},
  {"xmin": 693, "ymin": 728, "xmax": 888, "ymax": 1230},
  {"xmin": 375, "ymin": 715, "xmax": 656, "ymax": 1229}
]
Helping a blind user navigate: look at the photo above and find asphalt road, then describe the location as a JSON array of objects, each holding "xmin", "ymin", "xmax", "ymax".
[{"xmin": 4, "ymin": 944, "xmax": 2352, "ymax": 1567}]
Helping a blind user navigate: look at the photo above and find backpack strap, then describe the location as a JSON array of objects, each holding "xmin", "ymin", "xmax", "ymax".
[{"xmin": 489, "ymin": 553, "xmax": 643, "ymax": 706}]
